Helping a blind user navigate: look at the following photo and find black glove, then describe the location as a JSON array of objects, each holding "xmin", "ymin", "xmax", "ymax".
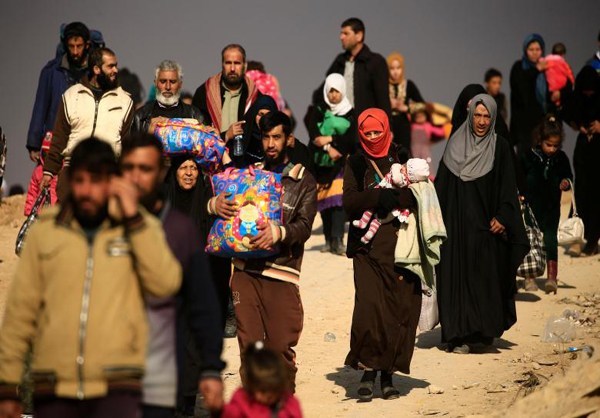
[{"xmin": 377, "ymin": 189, "xmax": 401, "ymax": 217}]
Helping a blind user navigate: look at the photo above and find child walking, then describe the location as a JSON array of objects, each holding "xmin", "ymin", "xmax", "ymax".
[
  {"xmin": 520, "ymin": 115, "xmax": 573, "ymax": 294},
  {"xmin": 222, "ymin": 342, "xmax": 303, "ymax": 418},
  {"xmin": 409, "ymin": 103, "xmax": 446, "ymax": 175},
  {"xmin": 24, "ymin": 132, "xmax": 58, "ymax": 215}
]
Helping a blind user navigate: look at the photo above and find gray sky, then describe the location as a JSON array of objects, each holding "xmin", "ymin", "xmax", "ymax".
[{"xmin": 0, "ymin": 0, "xmax": 597, "ymax": 186}]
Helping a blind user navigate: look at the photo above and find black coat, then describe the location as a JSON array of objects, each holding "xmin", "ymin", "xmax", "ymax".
[
  {"xmin": 192, "ymin": 78, "xmax": 265, "ymax": 135},
  {"xmin": 131, "ymin": 101, "xmax": 204, "ymax": 134},
  {"xmin": 509, "ymin": 60, "xmax": 572, "ymax": 150},
  {"xmin": 323, "ymin": 44, "xmax": 391, "ymax": 116}
]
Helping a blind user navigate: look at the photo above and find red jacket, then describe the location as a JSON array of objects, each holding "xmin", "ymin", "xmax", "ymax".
[
  {"xmin": 222, "ymin": 388, "xmax": 302, "ymax": 418},
  {"xmin": 25, "ymin": 162, "xmax": 58, "ymax": 216}
]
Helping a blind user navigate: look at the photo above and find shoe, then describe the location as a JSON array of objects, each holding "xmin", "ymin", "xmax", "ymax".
[
  {"xmin": 523, "ymin": 278, "xmax": 539, "ymax": 292},
  {"xmin": 582, "ymin": 242, "xmax": 599, "ymax": 257},
  {"xmin": 380, "ymin": 371, "xmax": 400, "ymax": 400},
  {"xmin": 320, "ymin": 240, "xmax": 331, "ymax": 253},
  {"xmin": 545, "ymin": 260, "xmax": 558, "ymax": 295},
  {"xmin": 224, "ymin": 315, "xmax": 237, "ymax": 338},
  {"xmin": 566, "ymin": 242, "xmax": 582, "ymax": 257},
  {"xmin": 357, "ymin": 370, "xmax": 376, "ymax": 401},
  {"xmin": 452, "ymin": 344, "xmax": 470, "ymax": 354},
  {"xmin": 330, "ymin": 238, "xmax": 346, "ymax": 256}
]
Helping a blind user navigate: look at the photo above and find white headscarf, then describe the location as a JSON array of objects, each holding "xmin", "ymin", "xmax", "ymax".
[
  {"xmin": 442, "ymin": 94, "xmax": 497, "ymax": 182},
  {"xmin": 323, "ymin": 73, "xmax": 353, "ymax": 116}
]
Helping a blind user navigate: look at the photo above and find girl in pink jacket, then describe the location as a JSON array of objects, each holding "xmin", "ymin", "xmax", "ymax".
[
  {"xmin": 25, "ymin": 132, "xmax": 57, "ymax": 215},
  {"xmin": 410, "ymin": 104, "xmax": 446, "ymax": 173},
  {"xmin": 222, "ymin": 342, "xmax": 302, "ymax": 418}
]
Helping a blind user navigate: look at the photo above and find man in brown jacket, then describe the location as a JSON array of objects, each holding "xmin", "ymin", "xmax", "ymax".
[
  {"xmin": 210, "ymin": 111, "xmax": 317, "ymax": 391},
  {"xmin": 0, "ymin": 138, "xmax": 181, "ymax": 418}
]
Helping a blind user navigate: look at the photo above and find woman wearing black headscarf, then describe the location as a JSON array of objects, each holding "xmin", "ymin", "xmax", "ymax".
[
  {"xmin": 231, "ymin": 95, "xmax": 278, "ymax": 168},
  {"xmin": 435, "ymin": 94, "xmax": 529, "ymax": 354},
  {"xmin": 510, "ymin": 34, "xmax": 571, "ymax": 156},
  {"xmin": 567, "ymin": 66, "xmax": 600, "ymax": 256},
  {"xmin": 164, "ymin": 156, "xmax": 233, "ymax": 412},
  {"xmin": 510, "ymin": 34, "xmax": 547, "ymax": 155}
]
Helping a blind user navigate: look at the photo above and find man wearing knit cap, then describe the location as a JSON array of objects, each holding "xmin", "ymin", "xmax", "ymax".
[{"xmin": 26, "ymin": 22, "xmax": 92, "ymax": 162}]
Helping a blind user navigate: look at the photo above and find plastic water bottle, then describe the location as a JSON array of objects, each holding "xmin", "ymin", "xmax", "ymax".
[{"xmin": 233, "ymin": 134, "xmax": 244, "ymax": 157}]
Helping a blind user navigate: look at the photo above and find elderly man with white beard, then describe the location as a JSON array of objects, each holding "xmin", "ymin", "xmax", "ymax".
[{"xmin": 131, "ymin": 60, "xmax": 204, "ymax": 134}]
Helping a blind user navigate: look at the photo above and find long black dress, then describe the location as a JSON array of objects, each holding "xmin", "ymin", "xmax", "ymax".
[
  {"xmin": 567, "ymin": 66, "xmax": 600, "ymax": 252},
  {"xmin": 390, "ymin": 80, "xmax": 423, "ymax": 154},
  {"xmin": 435, "ymin": 136, "xmax": 529, "ymax": 345},
  {"xmin": 343, "ymin": 149, "xmax": 422, "ymax": 373},
  {"xmin": 510, "ymin": 60, "xmax": 546, "ymax": 152}
]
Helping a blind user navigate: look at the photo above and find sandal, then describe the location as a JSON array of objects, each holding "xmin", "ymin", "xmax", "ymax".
[
  {"xmin": 523, "ymin": 278, "xmax": 539, "ymax": 292},
  {"xmin": 382, "ymin": 385, "xmax": 400, "ymax": 400},
  {"xmin": 452, "ymin": 344, "xmax": 470, "ymax": 354},
  {"xmin": 380, "ymin": 371, "xmax": 400, "ymax": 400},
  {"xmin": 357, "ymin": 370, "xmax": 376, "ymax": 401}
]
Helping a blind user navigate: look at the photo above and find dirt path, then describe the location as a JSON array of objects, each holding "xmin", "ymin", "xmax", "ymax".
[{"xmin": 1, "ymin": 194, "xmax": 599, "ymax": 417}]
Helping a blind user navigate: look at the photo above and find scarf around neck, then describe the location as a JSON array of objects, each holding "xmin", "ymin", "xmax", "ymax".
[
  {"xmin": 205, "ymin": 73, "xmax": 259, "ymax": 132},
  {"xmin": 442, "ymin": 94, "xmax": 497, "ymax": 181}
]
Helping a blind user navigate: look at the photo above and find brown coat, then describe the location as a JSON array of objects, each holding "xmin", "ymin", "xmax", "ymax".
[{"xmin": 233, "ymin": 163, "xmax": 317, "ymax": 284}]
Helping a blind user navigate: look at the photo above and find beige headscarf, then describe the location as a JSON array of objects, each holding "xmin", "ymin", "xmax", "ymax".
[{"xmin": 387, "ymin": 52, "xmax": 405, "ymax": 84}]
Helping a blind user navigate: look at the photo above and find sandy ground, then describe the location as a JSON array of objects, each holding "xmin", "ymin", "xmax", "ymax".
[{"xmin": 1, "ymin": 193, "xmax": 599, "ymax": 417}]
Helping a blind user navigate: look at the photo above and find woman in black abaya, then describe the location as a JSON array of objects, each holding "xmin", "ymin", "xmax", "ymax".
[
  {"xmin": 164, "ymin": 156, "xmax": 233, "ymax": 413},
  {"xmin": 435, "ymin": 94, "xmax": 529, "ymax": 354},
  {"xmin": 567, "ymin": 66, "xmax": 600, "ymax": 256}
]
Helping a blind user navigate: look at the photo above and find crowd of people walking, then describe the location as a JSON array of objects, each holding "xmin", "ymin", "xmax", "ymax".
[{"xmin": 0, "ymin": 16, "xmax": 598, "ymax": 418}]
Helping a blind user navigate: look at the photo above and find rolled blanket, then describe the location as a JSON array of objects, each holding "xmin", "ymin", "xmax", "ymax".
[{"xmin": 394, "ymin": 180, "xmax": 447, "ymax": 288}]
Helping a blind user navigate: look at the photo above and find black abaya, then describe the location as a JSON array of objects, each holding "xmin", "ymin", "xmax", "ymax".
[{"xmin": 435, "ymin": 136, "xmax": 529, "ymax": 344}]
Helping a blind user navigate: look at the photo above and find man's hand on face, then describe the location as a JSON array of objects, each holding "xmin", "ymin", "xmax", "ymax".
[
  {"xmin": 225, "ymin": 121, "xmax": 245, "ymax": 142},
  {"xmin": 109, "ymin": 176, "xmax": 140, "ymax": 218}
]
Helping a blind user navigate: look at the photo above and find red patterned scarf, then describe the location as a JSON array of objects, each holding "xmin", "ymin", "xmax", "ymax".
[{"xmin": 205, "ymin": 73, "xmax": 259, "ymax": 132}]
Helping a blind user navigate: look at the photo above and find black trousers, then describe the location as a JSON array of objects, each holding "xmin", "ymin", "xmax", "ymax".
[
  {"xmin": 321, "ymin": 206, "xmax": 345, "ymax": 241},
  {"xmin": 35, "ymin": 392, "xmax": 140, "ymax": 418}
]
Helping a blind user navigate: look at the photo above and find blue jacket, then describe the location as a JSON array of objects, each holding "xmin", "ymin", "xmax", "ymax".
[{"xmin": 26, "ymin": 55, "xmax": 83, "ymax": 151}]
